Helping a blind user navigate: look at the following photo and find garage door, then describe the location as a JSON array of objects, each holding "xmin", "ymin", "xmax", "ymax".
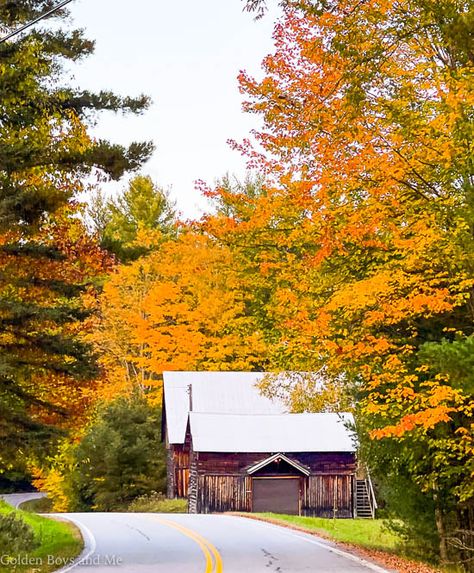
[{"xmin": 252, "ymin": 478, "xmax": 300, "ymax": 515}]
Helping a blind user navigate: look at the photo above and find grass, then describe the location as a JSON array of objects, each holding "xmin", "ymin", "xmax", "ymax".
[
  {"xmin": 257, "ymin": 513, "xmax": 402, "ymax": 552},
  {"xmin": 0, "ymin": 501, "xmax": 83, "ymax": 573},
  {"xmin": 128, "ymin": 492, "xmax": 188, "ymax": 513},
  {"xmin": 18, "ymin": 497, "xmax": 53, "ymax": 514}
]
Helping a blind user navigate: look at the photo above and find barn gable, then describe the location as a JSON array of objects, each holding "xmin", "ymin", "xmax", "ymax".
[{"xmin": 246, "ymin": 453, "xmax": 311, "ymax": 476}]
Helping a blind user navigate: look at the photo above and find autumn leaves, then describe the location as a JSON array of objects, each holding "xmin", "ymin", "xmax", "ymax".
[{"xmin": 93, "ymin": 232, "xmax": 268, "ymax": 400}]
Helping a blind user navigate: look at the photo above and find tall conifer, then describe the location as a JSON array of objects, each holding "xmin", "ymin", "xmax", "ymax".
[{"xmin": 0, "ymin": 1, "xmax": 153, "ymax": 473}]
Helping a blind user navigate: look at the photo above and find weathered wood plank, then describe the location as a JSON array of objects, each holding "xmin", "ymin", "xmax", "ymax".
[
  {"xmin": 196, "ymin": 451, "xmax": 356, "ymax": 475},
  {"xmin": 194, "ymin": 472, "xmax": 353, "ymax": 517}
]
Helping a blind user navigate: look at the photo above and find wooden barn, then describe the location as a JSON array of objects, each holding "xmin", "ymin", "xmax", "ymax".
[{"xmin": 162, "ymin": 372, "xmax": 374, "ymax": 518}]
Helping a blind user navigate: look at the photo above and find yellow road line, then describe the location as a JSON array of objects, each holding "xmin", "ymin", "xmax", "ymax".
[
  {"xmin": 171, "ymin": 521, "xmax": 223, "ymax": 573},
  {"xmin": 151, "ymin": 516, "xmax": 223, "ymax": 573}
]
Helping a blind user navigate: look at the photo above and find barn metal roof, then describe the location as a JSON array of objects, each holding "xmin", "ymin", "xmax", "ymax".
[
  {"xmin": 163, "ymin": 384, "xmax": 190, "ymax": 445},
  {"xmin": 189, "ymin": 412, "xmax": 356, "ymax": 453},
  {"xmin": 163, "ymin": 371, "xmax": 291, "ymax": 444}
]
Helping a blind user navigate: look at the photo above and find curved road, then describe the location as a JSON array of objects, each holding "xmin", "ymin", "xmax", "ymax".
[
  {"xmin": 1, "ymin": 492, "xmax": 45, "ymax": 508},
  {"xmin": 2, "ymin": 494, "xmax": 390, "ymax": 573}
]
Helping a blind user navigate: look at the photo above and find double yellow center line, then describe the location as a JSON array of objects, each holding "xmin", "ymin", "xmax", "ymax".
[{"xmin": 152, "ymin": 516, "xmax": 223, "ymax": 573}]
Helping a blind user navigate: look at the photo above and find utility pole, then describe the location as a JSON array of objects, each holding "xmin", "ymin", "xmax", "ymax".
[{"xmin": 0, "ymin": 0, "xmax": 75, "ymax": 44}]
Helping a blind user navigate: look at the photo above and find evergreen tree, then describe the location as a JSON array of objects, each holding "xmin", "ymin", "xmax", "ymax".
[
  {"xmin": 88, "ymin": 175, "xmax": 177, "ymax": 262},
  {"xmin": 71, "ymin": 397, "xmax": 167, "ymax": 511},
  {"xmin": 209, "ymin": 172, "xmax": 267, "ymax": 219},
  {"xmin": 0, "ymin": 1, "xmax": 153, "ymax": 474}
]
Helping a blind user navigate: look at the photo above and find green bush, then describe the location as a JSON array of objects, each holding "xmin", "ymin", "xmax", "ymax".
[
  {"xmin": 358, "ymin": 427, "xmax": 440, "ymax": 563},
  {"xmin": 128, "ymin": 492, "xmax": 187, "ymax": 513},
  {"xmin": 0, "ymin": 513, "xmax": 39, "ymax": 553},
  {"xmin": 19, "ymin": 497, "xmax": 53, "ymax": 514},
  {"xmin": 0, "ymin": 501, "xmax": 82, "ymax": 573}
]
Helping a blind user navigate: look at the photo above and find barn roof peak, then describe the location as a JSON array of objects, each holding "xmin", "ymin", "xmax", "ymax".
[
  {"xmin": 162, "ymin": 371, "xmax": 339, "ymax": 447},
  {"xmin": 245, "ymin": 453, "xmax": 311, "ymax": 476}
]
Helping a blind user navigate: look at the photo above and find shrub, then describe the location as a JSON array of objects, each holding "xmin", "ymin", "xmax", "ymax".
[
  {"xmin": 128, "ymin": 492, "xmax": 187, "ymax": 513},
  {"xmin": 32, "ymin": 459, "xmax": 75, "ymax": 513},
  {"xmin": 19, "ymin": 497, "xmax": 54, "ymax": 514},
  {"xmin": 358, "ymin": 429, "xmax": 440, "ymax": 563},
  {"xmin": 0, "ymin": 513, "xmax": 39, "ymax": 553}
]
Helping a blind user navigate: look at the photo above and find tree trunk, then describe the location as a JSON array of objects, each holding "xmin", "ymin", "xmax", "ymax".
[{"xmin": 434, "ymin": 502, "xmax": 449, "ymax": 563}]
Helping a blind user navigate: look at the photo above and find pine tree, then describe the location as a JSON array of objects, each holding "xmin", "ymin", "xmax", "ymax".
[
  {"xmin": 0, "ymin": 1, "xmax": 153, "ymax": 476},
  {"xmin": 70, "ymin": 397, "xmax": 167, "ymax": 511},
  {"xmin": 87, "ymin": 176, "xmax": 177, "ymax": 262}
]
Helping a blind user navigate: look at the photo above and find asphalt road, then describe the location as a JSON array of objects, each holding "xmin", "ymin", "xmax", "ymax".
[
  {"xmin": 57, "ymin": 513, "xmax": 392, "ymax": 573},
  {"xmin": 0, "ymin": 491, "xmax": 45, "ymax": 508},
  {"xmin": 2, "ymin": 494, "xmax": 390, "ymax": 573}
]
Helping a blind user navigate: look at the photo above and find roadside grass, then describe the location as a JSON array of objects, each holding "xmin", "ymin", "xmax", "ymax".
[
  {"xmin": 257, "ymin": 513, "xmax": 401, "ymax": 551},
  {"xmin": 0, "ymin": 501, "xmax": 83, "ymax": 573},
  {"xmin": 19, "ymin": 497, "xmax": 53, "ymax": 514},
  {"xmin": 128, "ymin": 492, "xmax": 188, "ymax": 513}
]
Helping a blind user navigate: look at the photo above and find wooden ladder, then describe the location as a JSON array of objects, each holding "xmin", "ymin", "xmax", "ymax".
[{"xmin": 355, "ymin": 479, "xmax": 376, "ymax": 519}]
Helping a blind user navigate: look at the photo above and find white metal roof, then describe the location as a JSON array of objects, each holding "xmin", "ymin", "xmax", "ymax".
[
  {"xmin": 163, "ymin": 371, "xmax": 290, "ymax": 444},
  {"xmin": 189, "ymin": 412, "xmax": 356, "ymax": 453},
  {"xmin": 163, "ymin": 384, "xmax": 190, "ymax": 444}
]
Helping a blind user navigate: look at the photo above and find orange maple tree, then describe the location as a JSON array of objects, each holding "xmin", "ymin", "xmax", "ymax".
[{"xmin": 92, "ymin": 230, "xmax": 268, "ymax": 402}]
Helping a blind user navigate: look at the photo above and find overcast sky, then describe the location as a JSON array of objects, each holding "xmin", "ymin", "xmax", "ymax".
[{"xmin": 67, "ymin": 0, "xmax": 279, "ymax": 218}]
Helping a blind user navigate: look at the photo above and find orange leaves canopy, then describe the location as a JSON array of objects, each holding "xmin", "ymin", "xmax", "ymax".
[{"xmin": 93, "ymin": 232, "xmax": 268, "ymax": 402}]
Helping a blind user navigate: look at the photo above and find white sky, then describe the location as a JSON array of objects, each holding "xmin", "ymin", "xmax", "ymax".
[{"xmin": 67, "ymin": 0, "xmax": 279, "ymax": 218}]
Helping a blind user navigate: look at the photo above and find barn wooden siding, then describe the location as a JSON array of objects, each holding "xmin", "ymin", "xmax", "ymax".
[
  {"xmin": 196, "ymin": 475, "xmax": 252, "ymax": 513},
  {"xmin": 194, "ymin": 473, "xmax": 353, "ymax": 516},
  {"xmin": 167, "ymin": 444, "xmax": 190, "ymax": 498},
  {"xmin": 302, "ymin": 475, "xmax": 353, "ymax": 518},
  {"xmin": 196, "ymin": 451, "xmax": 356, "ymax": 475},
  {"xmin": 173, "ymin": 447, "xmax": 190, "ymax": 498},
  {"xmin": 192, "ymin": 450, "xmax": 356, "ymax": 516}
]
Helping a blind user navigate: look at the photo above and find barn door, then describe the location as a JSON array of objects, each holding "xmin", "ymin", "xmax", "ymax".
[{"xmin": 252, "ymin": 477, "xmax": 300, "ymax": 515}]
